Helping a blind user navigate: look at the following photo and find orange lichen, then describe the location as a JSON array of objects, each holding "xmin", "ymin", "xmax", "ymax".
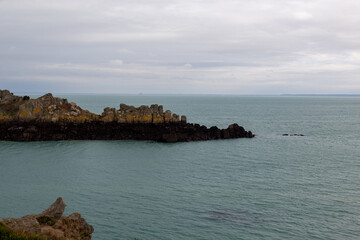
[
  {"xmin": 141, "ymin": 115, "xmax": 152, "ymax": 122},
  {"xmin": 126, "ymin": 115, "xmax": 134, "ymax": 123},
  {"xmin": 0, "ymin": 114, "xmax": 12, "ymax": 120},
  {"xmin": 152, "ymin": 116, "xmax": 163, "ymax": 124},
  {"xmin": 73, "ymin": 116, "xmax": 91, "ymax": 122},
  {"xmin": 32, "ymin": 106, "xmax": 42, "ymax": 116},
  {"xmin": 19, "ymin": 110, "xmax": 30, "ymax": 119}
]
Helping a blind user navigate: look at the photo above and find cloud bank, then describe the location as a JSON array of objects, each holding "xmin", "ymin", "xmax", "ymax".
[{"xmin": 0, "ymin": 0, "xmax": 359, "ymax": 94}]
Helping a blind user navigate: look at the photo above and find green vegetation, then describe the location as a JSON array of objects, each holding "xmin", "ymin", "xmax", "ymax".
[{"xmin": 0, "ymin": 222, "xmax": 43, "ymax": 240}]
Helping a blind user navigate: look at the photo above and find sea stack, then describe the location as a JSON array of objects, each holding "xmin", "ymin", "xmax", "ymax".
[{"xmin": 0, "ymin": 89, "xmax": 254, "ymax": 142}]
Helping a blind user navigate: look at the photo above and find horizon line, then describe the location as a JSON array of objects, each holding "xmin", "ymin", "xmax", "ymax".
[{"xmin": 11, "ymin": 91, "xmax": 360, "ymax": 97}]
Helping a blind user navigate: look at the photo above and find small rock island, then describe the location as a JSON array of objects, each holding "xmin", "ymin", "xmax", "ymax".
[{"xmin": 0, "ymin": 90, "xmax": 254, "ymax": 142}]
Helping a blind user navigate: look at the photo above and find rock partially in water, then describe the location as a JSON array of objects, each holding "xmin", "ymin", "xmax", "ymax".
[
  {"xmin": 0, "ymin": 121, "xmax": 254, "ymax": 142},
  {"xmin": 282, "ymin": 134, "xmax": 305, "ymax": 136},
  {"xmin": 0, "ymin": 197, "xmax": 94, "ymax": 240},
  {"xmin": 0, "ymin": 89, "xmax": 254, "ymax": 142}
]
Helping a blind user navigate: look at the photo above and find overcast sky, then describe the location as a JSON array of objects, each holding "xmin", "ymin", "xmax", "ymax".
[{"xmin": 0, "ymin": 0, "xmax": 359, "ymax": 94}]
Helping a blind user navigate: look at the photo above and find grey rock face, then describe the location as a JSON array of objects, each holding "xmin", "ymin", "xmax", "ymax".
[
  {"xmin": 41, "ymin": 197, "xmax": 66, "ymax": 219},
  {"xmin": 0, "ymin": 89, "xmax": 21, "ymax": 104}
]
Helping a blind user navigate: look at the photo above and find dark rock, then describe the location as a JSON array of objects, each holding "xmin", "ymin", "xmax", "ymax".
[
  {"xmin": 282, "ymin": 134, "xmax": 305, "ymax": 136},
  {"xmin": 161, "ymin": 133, "xmax": 178, "ymax": 143},
  {"xmin": 0, "ymin": 121, "xmax": 254, "ymax": 142},
  {"xmin": 181, "ymin": 115, "xmax": 187, "ymax": 123}
]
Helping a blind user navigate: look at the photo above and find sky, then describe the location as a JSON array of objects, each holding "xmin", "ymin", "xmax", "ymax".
[{"xmin": 0, "ymin": 0, "xmax": 359, "ymax": 94}]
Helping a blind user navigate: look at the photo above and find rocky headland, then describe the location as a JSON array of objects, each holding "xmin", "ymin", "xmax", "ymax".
[
  {"xmin": 0, "ymin": 198, "xmax": 94, "ymax": 240},
  {"xmin": 0, "ymin": 90, "xmax": 254, "ymax": 142}
]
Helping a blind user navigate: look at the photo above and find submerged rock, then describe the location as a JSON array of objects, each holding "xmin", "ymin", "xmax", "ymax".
[
  {"xmin": 282, "ymin": 134, "xmax": 305, "ymax": 136},
  {"xmin": 0, "ymin": 197, "xmax": 94, "ymax": 240}
]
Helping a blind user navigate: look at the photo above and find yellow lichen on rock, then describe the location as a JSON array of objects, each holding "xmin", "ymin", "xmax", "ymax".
[
  {"xmin": 19, "ymin": 109, "xmax": 31, "ymax": 119},
  {"xmin": 72, "ymin": 115, "xmax": 91, "ymax": 123},
  {"xmin": 1, "ymin": 90, "xmax": 186, "ymax": 125},
  {"xmin": 0, "ymin": 114, "xmax": 12, "ymax": 120},
  {"xmin": 32, "ymin": 106, "xmax": 42, "ymax": 117},
  {"xmin": 126, "ymin": 115, "xmax": 134, "ymax": 123},
  {"xmin": 152, "ymin": 116, "xmax": 163, "ymax": 124},
  {"xmin": 141, "ymin": 115, "xmax": 152, "ymax": 123}
]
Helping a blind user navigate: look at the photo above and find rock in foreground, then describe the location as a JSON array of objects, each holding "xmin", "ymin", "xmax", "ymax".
[
  {"xmin": 0, "ymin": 198, "xmax": 94, "ymax": 240},
  {"xmin": 0, "ymin": 90, "xmax": 254, "ymax": 142}
]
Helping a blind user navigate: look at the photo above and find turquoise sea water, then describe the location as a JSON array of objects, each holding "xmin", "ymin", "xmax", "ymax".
[{"xmin": 0, "ymin": 95, "xmax": 359, "ymax": 240}]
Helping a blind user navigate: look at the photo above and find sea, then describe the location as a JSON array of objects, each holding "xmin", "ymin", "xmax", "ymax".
[{"xmin": 0, "ymin": 95, "xmax": 359, "ymax": 240}]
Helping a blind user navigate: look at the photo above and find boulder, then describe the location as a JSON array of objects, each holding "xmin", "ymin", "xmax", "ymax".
[
  {"xmin": 0, "ymin": 89, "xmax": 22, "ymax": 104},
  {"xmin": 102, "ymin": 107, "xmax": 116, "ymax": 122}
]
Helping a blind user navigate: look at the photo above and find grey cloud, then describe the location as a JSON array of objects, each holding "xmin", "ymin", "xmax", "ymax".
[{"xmin": 0, "ymin": 0, "xmax": 359, "ymax": 94}]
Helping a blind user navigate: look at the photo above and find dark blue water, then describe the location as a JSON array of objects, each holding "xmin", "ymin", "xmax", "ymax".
[{"xmin": 1, "ymin": 96, "xmax": 359, "ymax": 239}]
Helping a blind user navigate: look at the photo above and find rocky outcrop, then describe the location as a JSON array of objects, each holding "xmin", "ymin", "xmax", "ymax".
[
  {"xmin": 0, "ymin": 197, "xmax": 94, "ymax": 240},
  {"xmin": 0, "ymin": 90, "xmax": 99, "ymax": 122},
  {"xmin": 0, "ymin": 90, "xmax": 254, "ymax": 142},
  {"xmin": 0, "ymin": 90, "xmax": 183, "ymax": 124},
  {"xmin": 102, "ymin": 104, "xmax": 184, "ymax": 124},
  {"xmin": 0, "ymin": 90, "xmax": 22, "ymax": 104}
]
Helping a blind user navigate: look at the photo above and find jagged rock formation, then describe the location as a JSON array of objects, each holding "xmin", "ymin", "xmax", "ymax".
[
  {"xmin": 0, "ymin": 90, "xmax": 98, "ymax": 122},
  {"xmin": 0, "ymin": 90, "xmax": 254, "ymax": 142},
  {"xmin": 0, "ymin": 198, "xmax": 94, "ymax": 240},
  {"xmin": 102, "ymin": 103, "xmax": 184, "ymax": 123},
  {"xmin": 0, "ymin": 90, "xmax": 184, "ymax": 124}
]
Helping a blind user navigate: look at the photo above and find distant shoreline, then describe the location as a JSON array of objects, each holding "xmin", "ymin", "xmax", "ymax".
[{"xmin": 12, "ymin": 92, "xmax": 360, "ymax": 97}]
